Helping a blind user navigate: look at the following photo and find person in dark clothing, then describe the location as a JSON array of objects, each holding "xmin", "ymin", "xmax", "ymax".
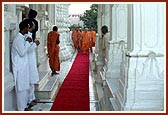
[{"xmin": 28, "ymin": 9, "xmax": 38, "ymax": 41}]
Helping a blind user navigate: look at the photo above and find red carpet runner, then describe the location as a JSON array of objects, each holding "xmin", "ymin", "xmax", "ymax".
[{"xmin": 50, "ymin": 51, "xmax": 90, "ymax": 111}]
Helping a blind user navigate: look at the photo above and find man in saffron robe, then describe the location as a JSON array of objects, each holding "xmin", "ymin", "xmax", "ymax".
[
  {"xmin": 72, "ymin": 28, "xmax": 78, "ymax": 49},
  {"xmin": 89, "ymin": 27, "xmax": 97, "ymax": 53},
  {"xmin": 76, "ymin": 28, "xmax": 83, "ymax": 50},
  {"xmin": 47, "ymin": 26, "xmax": 60, "ymax": 76},
  {"xmin": 81, "ymin": 28, "xmax": 90, "ymax": 54}
]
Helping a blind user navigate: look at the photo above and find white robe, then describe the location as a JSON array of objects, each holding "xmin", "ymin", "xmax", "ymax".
[
  {"xmin": 25, "ymin": 32, "xmax": 39, "ymax": 103},
  {"xmin": 11, "ymin": 33, "xmax": 31, "ymax": 110},
  {"xmin": 11, "ymin": 33, "xmax": 30, "ymax": 91},
  {"xmin": 25, "ymin": 32, "xmax": 39, "ymax": 84}
]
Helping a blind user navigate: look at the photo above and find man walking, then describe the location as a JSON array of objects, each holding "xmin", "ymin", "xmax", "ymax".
[
  {"xmin": 81, "ymin": 28, "xmax": 90, "ymax": 54},
  {"xmin": 47, "ymin": 26, "xmax": 60, "ymax": 76}
]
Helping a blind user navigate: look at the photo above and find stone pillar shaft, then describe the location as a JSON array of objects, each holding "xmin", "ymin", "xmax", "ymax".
[{"xmin": 116, "ymin": 4, "xmax": 165, "ymax": 111}]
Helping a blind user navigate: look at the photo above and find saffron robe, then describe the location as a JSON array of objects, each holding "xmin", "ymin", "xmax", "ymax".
[
  {"xmin": 77, "ymin": 30, "xmax": 83, "ymax": 49},
  {"xmin": 90, "ymin": 30, "xmax": 96, "ymax": 46},
  {"xmin": 72, "ymin": 30, "xmax": 78, "ymax": 49},
  {"xmin": 47, "ymin": 31, "xmax": 60, "ymax": 71},
  {"xmin": 81, "ymin": 31, "xmax": 90, "ymax": 53}
]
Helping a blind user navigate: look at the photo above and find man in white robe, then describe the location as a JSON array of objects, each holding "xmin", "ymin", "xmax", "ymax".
[
  {"xmin": 11, "ymin": 20, "xmax": 32, "ymax": 111},
  {"xmin": 25, "ymin": 21, "xmax": 40, "ymax": 107}
]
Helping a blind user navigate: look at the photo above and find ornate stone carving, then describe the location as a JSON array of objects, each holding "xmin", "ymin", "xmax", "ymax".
[{"xmin": 138, "ymin": 51, "xmax": 164, "ymax": 80}]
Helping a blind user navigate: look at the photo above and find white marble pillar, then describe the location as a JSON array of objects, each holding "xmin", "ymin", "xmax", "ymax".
[
  {"xmin": 93, "ymin": 5, "xmax": 105, "ymax": 83},
  {"xmin": 106, "ymin": 4, "xmax": 128, "ymax": 80},
  {"xmin": 46, "ymin": 4, "xmax": 53, "ymax": 31},
  {"xmin": 3, "ymin": 4, "xmax": 17, "ymax": 111},
  {"xmin": 104, "ymin": 4, "xmax": 110, "ymax": 30},
  {"xmin": 95, "ymin": 5, "xmax": 104, "ymax": 65},
  {"xmin": 99, "ymin": 4, "xmax": 128, "ymax": 111},
  {"xmin": 36, "ymin": 8, "xmax": 48, "ymax": 66},
  {"xmin": 116, "ymin": 4, "xmax": 165, "ymax": 111},
  {"xmin": 102, "ymin": 4, "xmax": 111, "ymax": 66},
  {"xmin": 99, "ymin": 4, "xmax": 112, "ymax": 82}
]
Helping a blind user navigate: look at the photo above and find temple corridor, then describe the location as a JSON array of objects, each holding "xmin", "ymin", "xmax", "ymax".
[{"xmin": 3, "ymin": 3, "xmax": 165, "ymax": 112}]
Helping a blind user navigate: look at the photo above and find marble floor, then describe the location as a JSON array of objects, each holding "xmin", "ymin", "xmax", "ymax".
[{"xmin": 31, "ymin": 50, "xmax": 99, "ymax": 111}]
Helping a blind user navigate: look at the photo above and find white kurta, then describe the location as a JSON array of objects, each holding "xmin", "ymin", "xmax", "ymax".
[
  {"xmin": 11, "ymin": 33, "xmax": 30, "ymax": 91},
  {"xmin": 25, "ymin": 32, "xmax": 39, "ymax": 103},
  {"xmin": 11, "ymin": 33, "xmax": 31, "ymax": 110},
  {"xmin": 25, "ymin": 32, "xmax": 39, "ymax": 84}
]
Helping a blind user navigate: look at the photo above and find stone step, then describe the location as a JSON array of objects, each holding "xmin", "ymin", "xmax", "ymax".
[
  {"xmin": 110, "ymin": 97, "xmax": 120, "ymax": 111},
  {"xmin": 35, "ymin": 71, "xmax": 51, "ymax": 91},
  {"xmin": 100, "ymin": 70, "xmax": 105, "ymax": 81},
  {"xmin": 106, "ymin": 78, "xmax": 119, "ymax": 97},
  {"xmin": 35, "ymin": 75, "xmax": 60, "ymax": 100}
]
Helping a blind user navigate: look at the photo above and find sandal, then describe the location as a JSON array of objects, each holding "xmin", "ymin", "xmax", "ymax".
[
  {"xmin": 32, "ymin": 98, "xmax": 40, "ymax": 103},
  {"xmin": 27, "ymin": 101, "xmax": 37, "ymax": 108},
  {"xmin": 24, "ymin": 108, "xmax": 33, "ymax": 111}
]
